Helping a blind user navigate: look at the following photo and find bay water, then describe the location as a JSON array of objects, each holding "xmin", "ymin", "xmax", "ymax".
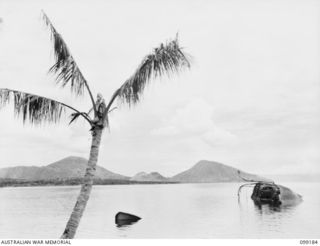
[{"xmin": 0, "ymin": 183, "xmax": 319, "ymax": 238}]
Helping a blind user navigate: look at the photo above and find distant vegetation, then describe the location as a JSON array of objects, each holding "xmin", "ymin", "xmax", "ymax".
[{"xmin": 0, "ymin": 178, "xmax": 178, "ymax": 188}]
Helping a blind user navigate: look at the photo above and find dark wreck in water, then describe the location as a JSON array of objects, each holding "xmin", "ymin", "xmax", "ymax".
[
  {"xmin": 251, "ymin": 182, "xmax": 281, "ymax": 205},
  {"xmin": 115, "ymin": 212, "xmax": 141, "ymax": 227},
  {"xmin": 237, "ymin": 171, "xmax": 303, "ymax": 206}
]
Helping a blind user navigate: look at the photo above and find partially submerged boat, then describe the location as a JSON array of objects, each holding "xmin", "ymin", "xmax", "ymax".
[
  {"xmin": 237, "ymin": 171, "xmax": 302, "ymax": 206},
  {"xmin": 251, "ymin": 182, "xmax": 281, "ymax": 205}
]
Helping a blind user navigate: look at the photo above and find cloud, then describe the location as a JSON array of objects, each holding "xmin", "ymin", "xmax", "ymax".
[
  {"xmin": 0, "ymin": 106, "xmax": 91, "ymax": 166},
  {"xmin": 202, "ymin": 127, "xmax": 238, "ymax": 146},
  {"xmin": 151, "ymin": 125, "xmax": 179, "ymax": 136},
  {"xmin": 151, "ymin": 98, "xmax": 238, "ymax": 146}
]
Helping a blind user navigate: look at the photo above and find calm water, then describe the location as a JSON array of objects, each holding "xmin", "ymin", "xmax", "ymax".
[{"xmin": 0, "ymin": 183, "xmax": 319, "ymax": 238}]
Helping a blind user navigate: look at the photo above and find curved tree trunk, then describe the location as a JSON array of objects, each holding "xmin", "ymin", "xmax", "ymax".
[{"xmin": 61, "ymin": 128, "xmax": 103, "ymax": 239}]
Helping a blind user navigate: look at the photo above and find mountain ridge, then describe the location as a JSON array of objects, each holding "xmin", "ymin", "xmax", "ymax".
[
  {"xmin": 170, "ymin": 160, "xmax": 270, "ymax": 183},
  {"xmin": 0, "ymin": 156, "xmax": 129, "ymax": 181},
  {"xmin": 131, "ymin": 171, "xmax": 168, "ymax": 182},
  {"xmin": 0, "ymin": 156, "xmax": 269, "ymax": 183}
]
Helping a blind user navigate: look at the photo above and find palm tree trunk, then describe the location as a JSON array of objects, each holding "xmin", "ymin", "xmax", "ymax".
[{"xmin": 60, "ymin": 128, "xmax": 103, "ymax": 239}]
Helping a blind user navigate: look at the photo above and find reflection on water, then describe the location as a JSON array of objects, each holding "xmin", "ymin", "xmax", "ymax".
[
  {"xmin": 254, "ymin": 202, "xmax": 298, "ymax": 214},
  {"xmin": 0, "ymin": 183, "xmax": 319, "ymax": 238},
  {"xmin": 252, "ymin": 204, "xmax": 299, "ymax": 235},
  {"xmin": 116, "ymin": 221, "xmax": 139, "ymax": 228},
  {"xmin": 254, "ymin": 204, "xmax": 298, "ymax": 220}
]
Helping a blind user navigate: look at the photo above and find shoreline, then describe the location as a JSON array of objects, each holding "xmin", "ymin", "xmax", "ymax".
[{"xmin": 0, "ymin": 178, "xmax": 178, "ymax": 188}]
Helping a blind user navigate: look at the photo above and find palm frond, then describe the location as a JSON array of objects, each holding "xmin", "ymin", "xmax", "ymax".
[
  {"xmin": 68, "ymin": 112, "xmax": 80, "ymax": 125},
  {"xmin": 0, "ymin": 88, "xmax": 89, "ymax": 125},
  {"xmin": 69, "ymin": 112, "xmax": 89, "ymax": 125},
  {"xmin": 116, "ymin": 35, "xmax": 191, "ymax": 106},
  {"xmin": 42, "ymin": 11, "xmax": 95, "ymax": 108}
]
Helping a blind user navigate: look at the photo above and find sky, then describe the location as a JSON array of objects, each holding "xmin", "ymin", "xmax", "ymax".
[{"xmin": 0, "ymin": 0, "xmax": 319, "ymax": 176}]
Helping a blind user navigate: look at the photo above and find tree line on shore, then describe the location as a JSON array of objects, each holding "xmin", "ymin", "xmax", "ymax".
[{"xmin": 0, "ymin": 178, "xmax": 178, "ymax": 187}]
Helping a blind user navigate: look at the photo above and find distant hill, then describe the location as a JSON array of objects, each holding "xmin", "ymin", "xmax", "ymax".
[
  {"xmin": 0, "ymin": 156, "xmax": 129, "ymax": 181},
  {"xmin": 171, "ymin": 160, "xmax": 269, "ymax": 183},
  {"xmin": 131, "ymin": 172, "xmax": 168, "ymax": 182}
]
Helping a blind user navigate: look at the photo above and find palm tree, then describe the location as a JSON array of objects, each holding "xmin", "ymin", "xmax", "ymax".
[{"xmin": 0, "ymin": 12, "xmax": 191, "ymax": 239}]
